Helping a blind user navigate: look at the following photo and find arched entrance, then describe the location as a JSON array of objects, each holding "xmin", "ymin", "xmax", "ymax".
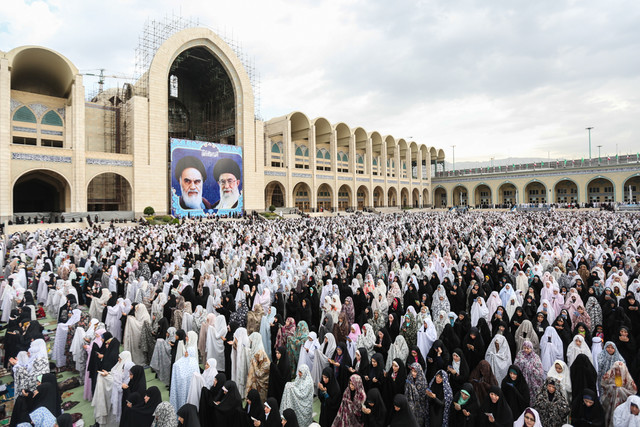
[
  {"xmin": 13, "ymin": 170, "xmax": 70, "ymax": 213},
  {"xmin": 400, "ymin": 188, "xmax": 410, "ymax": 208},
  {"xmin": 293, "ymin": 182, "xmax": 311, "ymax": 212},
  {"xmin": 524, "ymin": 181, "xmax": 547, "ymax": 203},
  {"xmin": 498, "ymin": 182, "xmax": 517, "ymax": 206},
  {"xmin": 264, "ymin": 181, "xmax": 285, "ymax": 209},
  {"xmin": 356, "ymin": 186, "xmax": 369, "ymax": 210},
  {"xmin": 168, "ymin": 46, "xmax": 236, "ymax": 145},
  {"xmin": 317, "ymin": 183, "xmax": 333, "ymax": 211},
  {"xmin": 587, "ymin": 177, "xmax": 615, "ymax": 203},
  {"xmin": 338, "ymin": 184, "xmax": 352, "ymax": 210},
  {"xmin": 452, "ymin": 185, "xmax": 468, "ymax": 206},
  {"xmin": 388, "ymin": 187, "xmax": 398, "ymax": 207},
  {"xmin": 373, "ymin": 186, "xmax": 384, "ymax": 207},
  {"xmin": 623, "ymin": 175, "xmax": 640, "ymax": 203},
  {"xmin": 87, "ymin": 173, "xmax": 132, "ymax": 211},
  {"xmin": 434, "ymin": 187, "xmax": 447, "ymax": 208},
  {"xmin": 554, "ymin": 179, "xmax": 578, "ymax": 204},
  {"xmin": 412, "ymin": 189, "xmax": 420, "ymax": 207},
  {"xmin": 474, "ymin": 184, "xmax": 492, "ymax": 207}
]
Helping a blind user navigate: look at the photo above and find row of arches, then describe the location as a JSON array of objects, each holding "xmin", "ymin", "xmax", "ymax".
[
  {"xmin": 433, "ymin": 175, "xmax": 640, "ymax": 208},
  {"xmin": 267, "ymin": 112, "xmax": 446, "ymax": 179},
  {"xmin": 11, "ymin": 170, "xmax": 132, "ymax": 214},
  {"xmin": 264, "ymin": 181, "xmax": 430, "ymax": 211}
]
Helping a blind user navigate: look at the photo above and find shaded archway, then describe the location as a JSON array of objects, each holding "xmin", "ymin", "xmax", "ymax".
[
  {"xmin": 317, "ymin": 183, "xmax": 333, "ymax": 211},
  {"xmin": 452, "ymin": 185, "xmax": 468, "ymax": 206},
  {"xmin": 412, "ymin": 188, "xmax": 420, "ymax": 207},
  {"xmin": 474, "ymin": 184, "xmax": 492, "ymax": 207},
  {"xmin": 623, "ymin": 175, "xmax": 640, "ymax": 203},
  {"xmin": 264, "ymin": 181, "xmax": 285, "ymax": 209},
  {"xmin": 87, "ymin": 173, "xmax": 132, "ymax": 211},
  {"xmin": 356, "ymin": 186, "xmax": 369, "ymax": 210},
  {"xmin": 388, "ymin": 187, "xmax": 398, "ymax": 207},
  {"xmin": 293, "ymin": 182, "xmax": 312, "ymax": 212},
  {"xmin": 338, "ymin": 184, "xmax": 352, "ymax": 210},
  {"xmin": 373, "ymin": 186, "xmax": 384, "ymax": 207},
  {"xmin": 587, "ymin": 177, "xmax": 615, "ymax": 203},
  {"xmin": 554, "ymin": 178, "xmax": 578, "ymax": 204},
  {"xmin": 524, "ymin": 180, "xmax": 547, "ymax": 203},
  {"xmin": 434, "ymin": 186, "xmax": 447, "ymax": 208},
  {"xmin": 400, "ymin": 187, "xmax": 410, "ymax": 208},
  {"xmin": 13, "ymin": 170, "xmax": 70, "ymax": 213},
  {"xmin": 497, "ymin": 182, "xmax": 517, "ymax": 205},
  {"xmin": 168, "ymin": 46, "xmax": 236, "ymax": 145}
]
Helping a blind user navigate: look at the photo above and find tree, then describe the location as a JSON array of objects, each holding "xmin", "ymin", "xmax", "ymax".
[
  {"xmin": 269, "ymin": 205, "xmax": 276, "ymax": 212},
  {"xmin": 143, "ymin": 206, "xmax": 155, "ymax": 216}
]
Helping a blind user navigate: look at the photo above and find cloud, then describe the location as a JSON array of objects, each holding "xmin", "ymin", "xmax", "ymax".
[{"xmin": 1, "ymin": 0, "xmax": 638, "ymax": 162}]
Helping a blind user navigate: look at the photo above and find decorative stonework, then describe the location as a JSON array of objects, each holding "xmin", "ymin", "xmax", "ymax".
[
  {"xmin": 10, "ymin": 99, "xmax": 22, "ymax": 112},
  {"xmin": 264, "ymin": 170, "xmax": 286, "ymax": 177},
  {"xmin": 357, "ymin": 177, "xmax": 369, "ymax": 182},
  {"xmin": 56, "ymin": 108, "xmax": 66, "ymax": 119},
  {"xmin": 28, "ymin": 103, "xmax": 49, "ymax": 118},
  {"xmin": 317, "ymin": 175, "xmax": 333, "ymax": 180},
  {"xmin": 41, "ymin": 130, "xmax": 63, "ymax": 136},
  {"xmin": 13, "ymin": 126, "xmax": 36, "ymax": 133},
  {"xmin": 373, "ymin": 179, "xmax": 385, "ymax": 183},
  {"xmin": 86, "ymin": 158, "xmax": 133, "ymax": 167},
  {"xmin": 12, "ymin": 152, "xmax": 72, "ymax": 163},
  {"xmin": 401, "ymin": 181, "xmax": 410, "ymax": 185},
  {"xmin": 292, "ymin": 173, "xmax": 312, "ymax": 178},
  {"xmin": 338, "ymin": 176, "xmax": 352, "ymax": 181}
]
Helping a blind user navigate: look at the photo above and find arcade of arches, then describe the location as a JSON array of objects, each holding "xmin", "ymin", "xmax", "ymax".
[{"xmin": 13, "ymin": 170, "xmax": 70, "ymax": 213}]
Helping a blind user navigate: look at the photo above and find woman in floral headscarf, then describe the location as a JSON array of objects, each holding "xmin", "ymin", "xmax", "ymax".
[
  {"xmin": 601, "ymin": 360, "xmax": 637, "ymax": 426},
  {"xmin": 340, "ymin": 297, "xmax": 355, "ymax": 325},
  {"xmin": 533, "ymin": 377, "xmax": 570, "ymax": 427},
  {"xmin": 275, "ymin": 317, "xmax": 296, "ymax": 349},
  {"xmin": 405, "ymin": 363, "xmax": 428, "ymax": 427},
  {"xmin": 152, "ymin": 401, "xmax": 178, "ymax": 427},
  {"xmin": 596, "ymin": 341, "xmax": 625, "ymax": 394},
  {"xmin": 286, "ymin": 321, "xmax": 309, "ymax": 378},
  {"xmin": 426, "ymin": 369, "xmax": 453, "ymax": 427},
  {"xmin": 514, "ymin": 340, "xmax": 545, "ymax": 402},
  {"xmin": 281, "ymin": 365, "xmax": 314, "ymax": 427},
  {"xmin": 331, "ymin": 374, "xmax": 366, "ymax": 427}
]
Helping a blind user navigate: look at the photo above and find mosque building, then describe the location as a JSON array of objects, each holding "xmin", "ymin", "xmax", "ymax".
[{"xmin": 1, "ymin": 22, "xmax": 638, "ymax": 222}]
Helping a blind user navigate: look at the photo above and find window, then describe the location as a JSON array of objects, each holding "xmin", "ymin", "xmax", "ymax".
[
  {"xmin": 41, "ymin": 139, "xmax": 63, "ymax": 148},
  {"xmin": 13, "ymin": 106, "xmax": 37, "ymax": 123},
  {"xmin": 13, "ymin": 136, "xmax": 37, "ymax": 145},
  {"xmin": 42, "ymin": 110, "xmax": 63, "ymax": 127},
  {"xmin": 169, "ymin": 75, "xmax": 179, "ymax": 97},
  {"xmin": 604, "ymin": 186, "xmax": 613, "ymax": 193}
]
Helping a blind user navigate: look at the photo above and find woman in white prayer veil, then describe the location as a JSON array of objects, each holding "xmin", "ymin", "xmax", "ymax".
[
  {"xmin": 260, "ymin": 306, "xmax": 277, "ymax": 361},
  {"xmin": 206, "ymin": 314, "xmax": 227, "ymax": 369},
  {"xmin": 123, "ymin": 303, "xmax": 151, "ymax": 365},
  {"xmin": 105, "ymin": 298, "xmax": 124, "ymax": 341},
  {"xmin": 231, "ymin": 327, "xmax": 250, "ymax": 399},
  {"xmin": 298, "ymin": 332, "xmax": 320, "ymax": 373},
  {"xmin": 53, "ymin": 308, "xmax": 81, "ymax": 368},
  {"xmin": 385, "ymin": 335, "xmax": 409, "ymax": 371},
  {"xmin": 434, "ymin": 310, "xmax": 449, "ymax": 337},
  {"xmin": 176, "ymin": 331, "xmax": 199, "ymax": 364},
  {"xmin": 540, "ymin": 326, "xmax": 564, "ymax": 372},
  {"xmin": 566, "ymin": 335, "xmax": 593, "ymax": 366},
  {"xmin": 36, "ymin": 272, "xmax": 50, "ymax": 304},
  {"xmin": 537, "ymin": 299, "xmax": 556, "ymax": 324},
  {"xmin": 417, "ymin": 315, "xmax": 438, "ymax": 361},
  {"xmin": 181, "ymin": 306, "xmax": 194, "ymax": 333},
  {"xmin": 311, "ymin": 332, "xmax": 337, "ymax": 387},
  {"xmin": 485, "ymin": 334, "xmax": 512, "ymax": 384},
  {"xmin": 470, "ymin": 297, "xmax": 489, "ymax": 327},
  {"xmin": 186, "ymin": 358, "xmax": 217, "ymax": 409},
  {"xmin": 516, "ymin": 271, "xmax": 529, "ymax": 294},
  {"xmin": 110, "ymin": 359, "xmax": 134, "ymax": 424},
  {"xmin": 372, "ymin": 292, "xmax": 389, "ymax": 318},
  {"xmin": 91, "ymin": 350, "xmax": 133, "ymax": 426},
  {"xmin": 486, "ymin": 291, "xmax": 501, "ymax": 320},
  {"xmin": 89, "ymin": 288, "xmax": 111, "ymax": 321},
  {"xmin": 206, "ymin": 289, "xmax": 222, "ymax": 314},
  {"xmin": 546, "ymin": 359, "xmax": 572, "ymax": 401}
]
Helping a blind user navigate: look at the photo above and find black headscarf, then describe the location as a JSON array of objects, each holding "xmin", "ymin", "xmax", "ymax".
[
  {"xmin": 263, "ymin": 397, "xmax": 280, "ymax": 427},
  {"xmin": 245, "ymin": 389, "xmax": 265, "ymax": 423},
  {"xmin": 570, "ymin": 354, "xmax": 598, "ymax": 400},
  {"xmin": 123, "ymin": 365, "xmax": 147, "ymax": 412},
  {"xmin": 198, "ymin": 373, "xmax": 227, "ymax": 427},
  {"xmin": 282, "ymin": 408, "xmax": 300, "ymax": 427},
  {"xmin": 56, "ymin": 414, "xmax": 73, "ymax": 427},
  {"xmin": 176, "ymin": 403, "xmax": 199, "ymax": 427},
  {"xmin": 214, "ymin": 381, "xmax": 242, "ymax": 426},
  {"xmin": 389, "ymin": 394, "xmax": 418, "ymax": 427},
  {"xmin": 268, "ymin": 346, "xmax": 290, "ymax": 402},
  {"xmin": 363, "ymin": 388, "xmax": 387, "ymax": 427},
  {"xmin": 500, "ymin": 365, "xmax": 530, "ymax": 418},
  {"xmin": 480, "ymin": 385, "xmax": 513, "ymax": 426},
  {"xmin": 32, "ymin": 382, "xmax": 58, "ymax": 415},
  {"xmin": 570, "ymin": 388, "xmax": 605, "ymax": 427},
  {"xmin": 318, "ymin": 366, "xmax": 341, "ymax": 427},
  {"xmin": 99, "ymin": 337, "xmax": 120, "ymax": 371},
  {"xmin": 120, "ymin": 386, "xmax": 162, "ymax": 427}
]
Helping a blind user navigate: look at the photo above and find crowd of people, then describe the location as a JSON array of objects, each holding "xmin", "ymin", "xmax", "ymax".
[{"xmin": 1, "ymin": 210, "xmax": 640, "ymax": 427}]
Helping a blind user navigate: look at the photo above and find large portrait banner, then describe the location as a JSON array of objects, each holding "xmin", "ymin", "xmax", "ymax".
[{"xmin": 170, "ymin": 138, "xmax": 243, "ymax": 217}]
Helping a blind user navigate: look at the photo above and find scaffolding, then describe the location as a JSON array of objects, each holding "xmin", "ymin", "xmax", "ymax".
[{"xmin": 134, "ymin": 13, "xmax": 261, "ymax": 119}]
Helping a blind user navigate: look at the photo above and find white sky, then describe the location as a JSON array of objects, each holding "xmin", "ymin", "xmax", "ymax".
[{"xmin": 1, "ymin": 0, "xmax": 639, "ymax": 162}]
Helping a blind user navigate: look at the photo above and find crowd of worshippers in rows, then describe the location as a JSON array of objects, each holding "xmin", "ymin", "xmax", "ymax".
[{"xmin": 1, "ymin": 210, "xmax": 640, "ymax": 427}]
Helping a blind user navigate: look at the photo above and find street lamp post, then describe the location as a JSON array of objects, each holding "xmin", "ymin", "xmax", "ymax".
[
  {"xmin": 586, "ymin": 127, "xmax": 594, "ymax": 161},
  {"xmin": 451, "ymin": 145, "xmax": 456, "ymax": 173},
  {"xmin": 597, "ymin": 145, "xmax": 602, "ymax": 164}
]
